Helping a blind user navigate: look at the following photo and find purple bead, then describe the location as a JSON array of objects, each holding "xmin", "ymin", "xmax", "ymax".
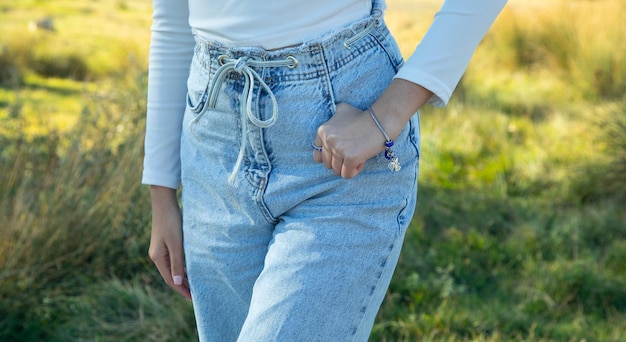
[{"xmin": 385, "ymin": 140, "xmax": 394, "ymax": 148}]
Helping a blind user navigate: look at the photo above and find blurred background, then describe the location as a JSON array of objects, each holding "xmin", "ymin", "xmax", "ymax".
[{"xmin": 1, "ymin": 0, "xmax": 624, "ymax": 340}]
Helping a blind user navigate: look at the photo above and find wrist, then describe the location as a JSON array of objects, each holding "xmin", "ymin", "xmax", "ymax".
[
  {"xmin": 369, "ymin": 78, "xmax": 433, "ymax": 140},
  {"xmin": 150, "ymin": 185, "xmax": 179, "ymax": 210}
]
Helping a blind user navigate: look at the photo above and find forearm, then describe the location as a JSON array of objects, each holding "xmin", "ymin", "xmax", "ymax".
[
  {"xmin": 369, "ymin": 78, "xmax": 433, "ymax": 140},
  {"xmin": 150, "ymin": 185, "xmax": 179, "ymax": 211},
  {"xmin": 370, "ymin": 0, "xmax": 508, "ymax": 139}
]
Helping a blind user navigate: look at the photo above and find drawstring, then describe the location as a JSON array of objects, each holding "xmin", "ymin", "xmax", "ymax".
[{"xmin": 191, "ymin": 55, "xmax": 298, "ymax": 186}]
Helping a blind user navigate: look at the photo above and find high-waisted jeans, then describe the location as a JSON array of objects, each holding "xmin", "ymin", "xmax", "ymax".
[{"xmin": 180, "ymin": 4, "xmax": 420, "ymax": 341}]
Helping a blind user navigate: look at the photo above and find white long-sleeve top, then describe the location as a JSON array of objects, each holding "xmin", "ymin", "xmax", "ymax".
[{"xmin": 143, "ymin": 0, "xmax": 507, "ymax": 189}]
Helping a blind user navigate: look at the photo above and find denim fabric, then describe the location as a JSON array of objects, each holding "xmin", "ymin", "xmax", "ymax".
[{"xmin": 180, "ymin": 5, "xmax": 420, "ymax": 341}]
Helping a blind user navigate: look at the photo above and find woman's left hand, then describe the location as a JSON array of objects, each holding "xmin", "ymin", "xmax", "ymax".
[
  {"xmin": 313, "ymin": 80, "xmax": 432, "ymax": 178},
  {"xmin": 313, "ymin": 102, "xmax": 385, "ymax": 179}
]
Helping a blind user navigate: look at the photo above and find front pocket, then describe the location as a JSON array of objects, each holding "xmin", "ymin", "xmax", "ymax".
[
  {"xmin": 187, "ymin": 86, "xmax": 209, "ymax": 115},
  {"xmin": 370, "ymin": 24, "xmax": 404, "ymax": 73},
  {"xmin": 186, "ymin": 52, "xmax": 212, "ymax": 115}
]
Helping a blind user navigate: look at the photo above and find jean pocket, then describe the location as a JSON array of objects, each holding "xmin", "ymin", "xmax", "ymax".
[
  {"xmin": 370, "ymin": 24, "xmax": 404, "ymax": 72},
  {"xmin": 186, "ymin": 54, "xmax": 212, "ymax": 115}
]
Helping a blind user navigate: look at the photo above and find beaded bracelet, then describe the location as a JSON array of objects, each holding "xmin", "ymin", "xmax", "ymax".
[{"xmin": 368, "ymin": 107, "xmax": 401, "ymax": 172}]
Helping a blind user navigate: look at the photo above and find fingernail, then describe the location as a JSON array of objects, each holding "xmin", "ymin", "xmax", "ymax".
[{"xmin": 173, "ymin": 275, "xmax": 183, "ymax": 285}]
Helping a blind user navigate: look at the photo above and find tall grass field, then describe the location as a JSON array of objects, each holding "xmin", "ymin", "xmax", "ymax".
[{"xmin": 1, "ymin": 0, "xmax": 625, "ymax": 340}]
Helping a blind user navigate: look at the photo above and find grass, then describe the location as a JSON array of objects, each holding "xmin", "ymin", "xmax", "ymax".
[{"xmin": 1, "ymin": 0, "xmax": 625, "ymax": 341}]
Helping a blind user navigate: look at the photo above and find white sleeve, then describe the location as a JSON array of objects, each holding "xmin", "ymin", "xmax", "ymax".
[
  {"xmin": 394, "ymin": 0, "xmax": 507, "ymax": 107},
  {"xmin": 142, "ymin": 0, "xmax": 195, "ymax": 189}
]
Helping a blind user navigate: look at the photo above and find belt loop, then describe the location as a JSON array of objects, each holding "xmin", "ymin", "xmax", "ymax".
[
  {"xmin": 343, "ymin": 19, "xmax": 377, "ymax": 49},
  {"xmin": 371, "ymin": 0, "xmax": 386, "ymax": 17}
]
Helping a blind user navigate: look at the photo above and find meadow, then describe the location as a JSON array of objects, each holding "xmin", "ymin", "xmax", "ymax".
[{"xmin": 1, "ymin": 0, "xmax": 625, "ymax": 341}]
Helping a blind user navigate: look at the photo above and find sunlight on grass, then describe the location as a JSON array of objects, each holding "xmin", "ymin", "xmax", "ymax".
[{"xmin": 468, "ymin": 0, "xmax": 626, "ymax": 103}]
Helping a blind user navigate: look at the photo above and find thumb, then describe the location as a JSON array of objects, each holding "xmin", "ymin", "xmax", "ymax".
[{"xmin": 169, "ymin": 242, "xmax": 185, "ymax": 286}]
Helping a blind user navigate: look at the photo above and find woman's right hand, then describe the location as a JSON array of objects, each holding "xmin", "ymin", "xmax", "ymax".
[{"xmin": 148, "ymin": 185, "xmax": 192, "ymax": 300}]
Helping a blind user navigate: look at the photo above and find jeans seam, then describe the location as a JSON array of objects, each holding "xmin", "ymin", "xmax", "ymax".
[
  {"xmin": 349, "ymin": 242, "xmax": 396, "ymax": 340},
  {"xmin": 256, "ymin": 179, "xmax": 279, "ymax": 224},
  {"xmin": 317, "ymin": 44, "xmax": 337, "ymax": 115}
]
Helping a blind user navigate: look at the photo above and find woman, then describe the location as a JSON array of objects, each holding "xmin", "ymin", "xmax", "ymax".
[{"xmin": 144, "ymin": 0, "xmax": 507, "ymax": 340}]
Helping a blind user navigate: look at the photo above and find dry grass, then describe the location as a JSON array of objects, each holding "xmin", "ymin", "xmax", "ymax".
[{"xmin": 0, "ymin": 0, "xmax": 624, "ymax": 340}]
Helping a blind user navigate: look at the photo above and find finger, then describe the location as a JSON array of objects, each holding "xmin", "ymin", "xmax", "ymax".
[
  {"xmin": 168, "ymin": 243, "xmax": 192, "ymax": 300},
  {"xmin": 313, "ymin": 138, "xmax": 323, "ymax": 163},
  {"xmin": 150, "ymin": 243, "xmax": 192, "ymax": 300},
  {"xmin": 356, "ymin": 163, "xmax": 364, "ymax": 173},
  {"xmin": 340, "ymin": 154, "xmax": 365, "ymax": 179},
  {"xmin": 169, "ymin": 242, "xmax": 185, "ymax": 286},
  {"xmin": 150, "ymin": 242, "xmax": 172, "ymax": 282},
  {"xmin": 171, "ymin": 273, "xmax": 192, "ymax": 300},
  {"xmin": 152, "ymin": 249, "xmax": 173, "ymax": 285},
  {"xmin": 341, "ymin": 162, "xmax": 364, "ymax": 179},
  {"xmin": 331, "ymin": 154, "xmax": 343, "ymax": 176},
  {"xmin": 322, "ymin": 145, "xmax": 333, "ymax": 170},
  {"xmin": 159, "ymin": 253, "xmax": 192, "ymax": 300}
]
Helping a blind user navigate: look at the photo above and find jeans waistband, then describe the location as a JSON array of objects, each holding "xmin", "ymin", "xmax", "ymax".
[{"xmin": 191, "ymin": 12, "xmax": 387, "ymax": 186}]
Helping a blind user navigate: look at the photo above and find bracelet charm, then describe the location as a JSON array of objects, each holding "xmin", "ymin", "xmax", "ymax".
[
  {"xmin": 384, "ymin": 141, "xmax": 401, "ymax": 172},
  {"xmin": 368, "ymin": 107, "xmax": 401, "ymax": 172}
]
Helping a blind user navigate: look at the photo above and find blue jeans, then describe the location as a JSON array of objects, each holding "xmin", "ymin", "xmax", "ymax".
[{"xmin": 180, "ymin": 5, "xmax": 420, "ymax": 341}]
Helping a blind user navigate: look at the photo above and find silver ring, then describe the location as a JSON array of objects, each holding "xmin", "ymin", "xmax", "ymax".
[{"xmin": 311, "ymin": 142, "xmax": 322, "ymax": 152}]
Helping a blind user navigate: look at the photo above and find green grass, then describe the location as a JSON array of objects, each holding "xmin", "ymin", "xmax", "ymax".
[{"xmin": 1, "ymin": 0, "xmax": 625, "ymax": 341}]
